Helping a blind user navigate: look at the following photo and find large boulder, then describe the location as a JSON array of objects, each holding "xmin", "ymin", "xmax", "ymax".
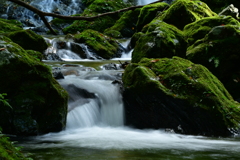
[
  {"xmin": 136, "ymin": 2, "xmax": 169, "ymax": 31},
  {"xmin": 74, "ymin": 29, "xmax": 123, "ymax": 59},
  {"xmin": 131, "ymin": 21, "xmax": 187, "ymax": 63},
  {"xmin": 158, "ymin": 0, "xmax": 217, "ymax": 30},
  {"xmin": 0, "ymin": 36, "xmax": 68, "ymax": 136},
  {"xmin": 184, "ymin": 16, "xmax": 240, "ymax": 46},
  {"xmin": 104, "ymin": 8, "xmax": 141, "ymax": 38},
  {"xmin": 186, "ymin": 16, "xmax": 240, "ymax": 99},
  {"xmin": 122, "ymin": 57, "xmax": 240, "ymax": 137},
  {"xmin": 5, "ymin": 29, "xmax": 48, "ymax": 53}
]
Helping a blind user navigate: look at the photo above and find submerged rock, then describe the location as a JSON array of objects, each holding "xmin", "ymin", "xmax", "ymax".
[
  {"xmin": 122, "ymin": 57, "xmax": 240, "ymax": 137},
  {"xmin": 0, "ymin": 36, "xmax": 68, "ymax": 136}
]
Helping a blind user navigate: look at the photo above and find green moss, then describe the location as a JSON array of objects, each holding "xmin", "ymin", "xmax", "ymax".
[
  {"xmin": 5, "ymin": 29, "xmax": 48, "ymax": 53},
  {"xmin": 74, "ymin": 29, "xmax": 119, "ymax": 59},
  {"xmin": 63, "ymin": 0, "xmax": 130, "ymax": 34},
  {"xmin": 158, "ymin": 0, "xmax": 217, "ymax": 30},
  {"xmin": 0, "ymin": 35, "xmax": 68, "ymax": 135},
  {"xmin": 26, "ymin": 50, "xmax": 43, "ymax": 61},
  {"xmin": 0, "ymin": 19, "xmax": 22, "ymax": 34},
  {"xmin": 184, "ymin": 16, "xmax": 240, "ymax": 46},
  {"xmin": 123, "ymin": 56, "xmax": 240, "ymax": 129},
  {"xmin": 136, "ymin": 2, "xmax": 169, "ymax": 31},
  {"xmin": 132, "ymin": 21, "xmax": 186, "ymax": 63},
  {"xmin": 186, "ymin": 22, "xmax": 240, "ymax": 99},
  {"xmin": 104, "ymin": 8, "xmax": 141, "ymax": 38},
  {"xmin": 0, "ymin": 135, "xmax": 31, "ymax": 160}
]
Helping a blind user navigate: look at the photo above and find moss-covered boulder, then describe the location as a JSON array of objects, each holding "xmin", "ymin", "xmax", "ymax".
[
  {"xmin": 0, "ymin": 18, "xmax": 22, "ymax": 34},
  {"xmin": 5, "ymin": 29, "xmax": 48, "ymax": 53},
  {"xmin": 184, "ymin": 16, "xmax": 240, "ymax": 46},
  {"xmin": 104, "ymin": 8, "xmax": 141, "ymax": 38},
  {"xmin": 74, "ymin": 29, "xmax": 122, "ymax": 59},
  {"xmin": 158, "ymin": 0, "xmax": 217, "ymax": 30},
  {"xmin": 63, "ymin": 0, "xmax": 130, "ymax": 34},
  {"xmin": 131, "ymin": 21, "xmax": 186, "ymax": 63},
  {"xmin": 122, "ymin": 57, "xmax": 240, "ymax": 136},
  {"xmin": 136, "ymin": 2, "xmax": 169, "ymax": 31},
  {"xmin": 0, "ymin": 36, "xmax": 68, "ymax": 136},
  {"xmin": 186, "ymin": 19, "xmax": 240, "ymax": 99}
]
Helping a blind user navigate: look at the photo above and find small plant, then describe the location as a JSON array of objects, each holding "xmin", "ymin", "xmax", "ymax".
[{"xmin": 0, "ymin": 93, "xmax": 11, "ymax": 109}]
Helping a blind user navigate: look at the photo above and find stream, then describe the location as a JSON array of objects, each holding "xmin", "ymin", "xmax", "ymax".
[
  {"xmin": 16, "ymin": 59, "xmax": 240, "ymax": 160},
  {"xmin": 5, "ymin": 0, "xmax": 240, "ymax": 159}
]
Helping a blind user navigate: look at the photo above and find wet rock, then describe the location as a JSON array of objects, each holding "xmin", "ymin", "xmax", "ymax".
[
  {"xmin": 74, "ymin": 29, "xmax": 124, "ymax": 59},
  {"xmin": 0, "ymin": 35, "xmax": 68, "ymax": 136},
  {"xmin": 52, "ymin": 67, "xmax": 64, "ymax": 79},
  {"xmin": 122, "ymin": 57, "xmax": 240, "ymax": 137}
]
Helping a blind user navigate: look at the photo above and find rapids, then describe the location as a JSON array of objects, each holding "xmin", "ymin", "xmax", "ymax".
[{"xmin": 18, "ymin": 61, "xmax": 240, "ymax": 160}]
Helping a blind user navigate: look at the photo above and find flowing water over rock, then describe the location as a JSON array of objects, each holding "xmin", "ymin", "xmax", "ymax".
[
  {"xmin": 4, "ymin": 0, "xmax": 240, "ymax": 159},
  {"xmin": 17, "ymin": 61, "xmax": 240, "ymax": 160}
]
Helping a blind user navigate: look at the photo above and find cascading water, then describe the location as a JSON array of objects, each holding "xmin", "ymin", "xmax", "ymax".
[
  {"xmin": 4, "ymin": 0, "xmax": 84, "ymax": 27},
  {"xmin": 10, "ymin": 0, "xmax": 240, "ymax": 159}
]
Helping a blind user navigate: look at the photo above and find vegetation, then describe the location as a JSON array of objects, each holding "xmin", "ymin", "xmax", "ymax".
[
  {"xmin": 63, "ymin": 0, "xmax": 131, "ymax": 34},
  {"xmin": 123, "ymin": 57, "xmax": 240, "ymax": 136}
]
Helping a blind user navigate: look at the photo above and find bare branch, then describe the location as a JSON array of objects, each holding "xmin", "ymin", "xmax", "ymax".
[{"xmin": 7, "ymin": 0, "xmax": 164, "ymax": 34}]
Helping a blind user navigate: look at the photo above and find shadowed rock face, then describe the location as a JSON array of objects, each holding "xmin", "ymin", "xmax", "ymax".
[
  {"xmin": 0, "ymin": 35, "xmax": 68, "ymax": 136},
  {"xmin": 122, "ymin": 57, "xmax": 240, "ymax": 137}
]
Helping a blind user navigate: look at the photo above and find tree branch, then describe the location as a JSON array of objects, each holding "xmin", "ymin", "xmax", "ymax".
[{"xmin": 8, "ymin": 0, "xmax": 164, "ymax": 34}]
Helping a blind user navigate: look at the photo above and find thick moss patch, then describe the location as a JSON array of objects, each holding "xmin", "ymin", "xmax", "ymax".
[
  {"xmin": 132, "ymin": 21, "xmax": 186, "ymax": 63},
  {"xmin": 0, "ymin": 18, "xmax": 22, "ymax": 34},
  {"xmin": 74, "ymin": 29, "xmax": 120, "ymax": 59},
  {"xmin": 5, "ymin": 29, "xmax": 48, "ymax": 53},
  {"xmin": 184, "ymin": 16, "xmax": 240, "ymax": 46},
  {"xmin": 0, "ymin": 36, "xmax": 68, "ymax": 135},
  {"xmin": 123, "ymin": 57, "xmax": 240, "ymax": 136},
  {"xmin": 104, "ymin": 8, "xmax": 141, "ymax": 38},
  {"xmin": 136, "ymin": 2, "xmax": 169, "ymax": 31},
  {"xmin": 186, "ymin": 21, "xmax": 240, "ymax": 99},
  {"xmin": 63, "ymin": 0, "xmax": 130, "ymax": 34},
  {"xmin": 158, "ymin": 0, "xmax": 217, "ymax": 30}
]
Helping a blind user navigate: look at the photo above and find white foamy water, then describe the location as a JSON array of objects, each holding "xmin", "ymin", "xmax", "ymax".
[
  {"xmin": 23, "ymin": 71, "xmax": 240, "ymax": 154},
  {"xmin": 27, "ymin": 126, "xmax": 240, "ymax": 152}
]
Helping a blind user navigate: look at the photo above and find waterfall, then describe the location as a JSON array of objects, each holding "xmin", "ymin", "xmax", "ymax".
[{"xmin": 58, "ymin": 70, "xmax": 124, "ymax": 130}]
